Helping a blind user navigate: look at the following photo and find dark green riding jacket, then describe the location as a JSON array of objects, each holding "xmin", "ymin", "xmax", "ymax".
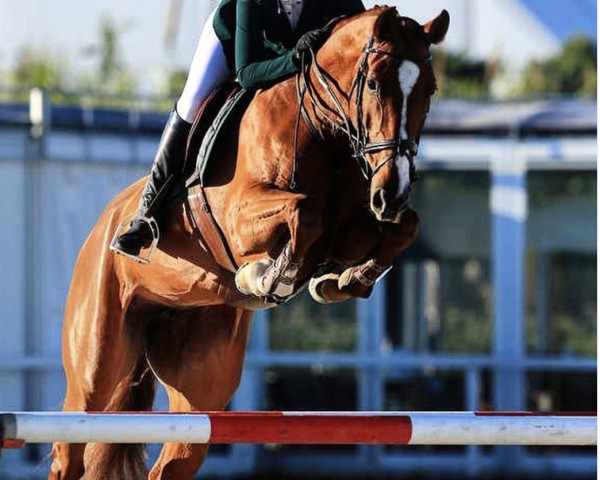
[{"xmin": 213, "ymin": 0, "xmax": 366, "ymax": 88}]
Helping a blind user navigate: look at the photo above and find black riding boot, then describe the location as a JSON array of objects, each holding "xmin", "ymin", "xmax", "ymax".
[{"xmin": 112, "ymin": 109, "xmax": 192, "ymax": 257}]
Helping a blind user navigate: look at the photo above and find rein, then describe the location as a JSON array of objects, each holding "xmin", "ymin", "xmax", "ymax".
[{"xmin": 292, "ymin": 35, "xmax": 431, "ymax": 188}]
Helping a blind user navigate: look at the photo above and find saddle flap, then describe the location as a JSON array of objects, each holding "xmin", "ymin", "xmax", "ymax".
[
  {"xmin": 185, "ymin": 83, "xmax": 239, "ymax": 185},
  {"xmin": 185, "ymin": 84, "xmax": 255, "ymax": 188},
  {"xmin": 184, "ymin": 84, "xmax": 255, "ymax": 273}
]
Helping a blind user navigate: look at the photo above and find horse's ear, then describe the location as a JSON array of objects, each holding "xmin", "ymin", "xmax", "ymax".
[
  {"xmin": 423, "ymin": 9, "xmax": 449, "ymax": 45},
  {"xmin": 374, "ymin": 6, "xmax": 401, "ymax": 42}
]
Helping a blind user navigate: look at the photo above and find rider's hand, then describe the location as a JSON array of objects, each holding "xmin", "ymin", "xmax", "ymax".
[{"xmin": 295, "ymin": 26, "xmax": 331, "ymax": 55}]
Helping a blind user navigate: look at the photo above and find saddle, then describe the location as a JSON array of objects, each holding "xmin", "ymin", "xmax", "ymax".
[{"xmin": 184, "ymin": 83, "xmax": 255, "ymax": 272}]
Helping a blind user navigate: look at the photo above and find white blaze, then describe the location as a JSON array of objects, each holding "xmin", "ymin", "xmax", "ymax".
[{"xmin": 396, "ymin": 60, "xmax": 420, "ymax": 195}]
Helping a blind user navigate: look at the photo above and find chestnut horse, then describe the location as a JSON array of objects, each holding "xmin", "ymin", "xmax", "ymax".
[{"xmin": 49, "ymin": 6, "xmax": 449, "ymax": 479}]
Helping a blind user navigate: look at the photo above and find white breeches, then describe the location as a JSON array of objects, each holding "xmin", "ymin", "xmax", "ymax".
[{"xmin": 176, "ymin": 9, "xmax": 231, "ymax": 123}]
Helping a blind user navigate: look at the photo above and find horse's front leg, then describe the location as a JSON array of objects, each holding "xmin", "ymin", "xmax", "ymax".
[
  {"xmin": 310, "ymin": 209, "xmax": 419, "ymax": 303},
  {"xmin": 229, "ymin": 187, "xmax": 323, "ymax": 301}
]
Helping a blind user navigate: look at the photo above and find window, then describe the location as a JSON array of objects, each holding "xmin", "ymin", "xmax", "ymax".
[{"xmin": 386, "ymin": 171, "xmax": 492, "ymax": 353}]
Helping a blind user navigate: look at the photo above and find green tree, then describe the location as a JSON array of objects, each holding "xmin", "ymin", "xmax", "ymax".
[
  {"xmin": 520, "ymin": 36, "xmax": 596, "ymax": 96},
  {"xmin": 270, "ymin": 290, "xmax": 356, "ymax": 352},
  {"xmin": 99, "ymin": 16, "xmax": 119, "ymax": 84},
  {"xmin": 8, "ymin": 46, "xmax": 66, "ymax": 90},
  {"xmin": 433, "ymin": 50, "xmax": 496, "ymax": 98},
  {"xmin": 77, "ymin": 15, "xmax": 136, "ymax": 96},
  {"xmin": 163, "ymin": 69, "xmax": 189, "ymax": 98}
]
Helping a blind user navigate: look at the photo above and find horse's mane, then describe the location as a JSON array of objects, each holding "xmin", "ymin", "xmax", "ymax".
[
  {"xmin": 330, "ymin": 6, "xmax": 393, "ymax": 36},
  {"xmin": 331, "ymin": 6, "xmax": 427, "ymax": 51}
]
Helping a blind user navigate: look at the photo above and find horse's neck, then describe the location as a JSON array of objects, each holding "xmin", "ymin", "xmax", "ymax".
[{"xmin": 243, "ymin": 80, "xmax": 335, "ymax": 190}]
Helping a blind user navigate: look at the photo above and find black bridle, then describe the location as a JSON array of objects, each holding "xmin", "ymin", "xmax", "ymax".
[{"xmin": 293, "ymin": 35, "xmax": 431, "ymax": 188}]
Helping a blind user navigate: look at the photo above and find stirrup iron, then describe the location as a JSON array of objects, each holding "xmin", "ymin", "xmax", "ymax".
[{"xmin": 109, "ymin": 215, "xmax": 160, "ymax": 265}]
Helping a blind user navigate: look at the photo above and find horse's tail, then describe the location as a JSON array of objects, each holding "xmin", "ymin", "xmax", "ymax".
[{"xmin": 83, "ymin": 354, "xmax": 157, "ymax": 479}]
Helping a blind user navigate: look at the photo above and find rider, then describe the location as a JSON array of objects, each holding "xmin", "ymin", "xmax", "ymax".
[{"xmin": 112, "ymin": 0, "xmax": 366, "ymax": 258}]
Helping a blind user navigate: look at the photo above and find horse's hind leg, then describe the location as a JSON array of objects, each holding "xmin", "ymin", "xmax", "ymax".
[
  {"xmin": 50, "ymin": 309, "xmax": 153, "ymax": 480},
  {"xmin": 145, "ymin": 305, "xmax": 253, "ymax": 480},
  {"xmin": 48, "ymin": 443, "xmax": 85, "ymax": 480},
  {"xmin": 49, "ymin": 250, "xmax": 154, "ymax": 479}
]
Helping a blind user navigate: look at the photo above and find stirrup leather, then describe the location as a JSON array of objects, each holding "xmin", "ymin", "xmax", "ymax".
[{"xmin": 109, "ymin": 215, "xmax": 160, "ymax": 265}]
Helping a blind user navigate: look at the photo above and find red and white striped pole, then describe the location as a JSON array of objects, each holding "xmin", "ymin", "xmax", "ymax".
[{"xmin": 0, "ymin": 411, "xmax": 596, "ymax": 447}]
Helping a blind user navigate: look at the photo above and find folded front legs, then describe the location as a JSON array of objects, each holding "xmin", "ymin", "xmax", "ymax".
[
  {"xmin": 309, "ymin": 209, "xmax": 419, "ymax": 304},
  {"xmin": 229, "ymin": 187, "xmax": 323, "ymax": 302}
]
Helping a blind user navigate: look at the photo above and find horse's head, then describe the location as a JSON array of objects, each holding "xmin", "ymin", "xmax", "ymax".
[{"xmin": 314, "ymin": 7, "xmax": 449, "ymax": 223}]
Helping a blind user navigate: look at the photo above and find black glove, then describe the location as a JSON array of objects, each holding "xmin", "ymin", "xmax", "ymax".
[{"xmin": 295, "ymin": 26, "xmax": 331, "ymax": 55}]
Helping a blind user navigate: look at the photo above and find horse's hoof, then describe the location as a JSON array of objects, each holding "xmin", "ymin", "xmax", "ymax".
[
  {"xmin": 235, "ymin": 260, "xmax": 272, "ymax": 297},
  {"xmin": 259, "ymin": 265, "xmax": 296, "ymax": 299},
  {"xmin": 309, "ymin": 273, "xmax": 349, "ymax": 304},
  {"xmin": 338, "ymin": 268, "xmax": 374, "ymax": 299}
]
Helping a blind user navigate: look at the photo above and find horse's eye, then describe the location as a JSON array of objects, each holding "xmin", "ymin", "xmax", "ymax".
[{"xmin": 367, "ymin": 78, "xmax": 379, "ymax": 93}]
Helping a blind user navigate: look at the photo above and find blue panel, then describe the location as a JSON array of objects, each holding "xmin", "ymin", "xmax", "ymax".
[
  {"xmin": 493, "ymin": 174, "xmax": 527, "ymax": 188},
  {"xmin": 491, "ymin": 171, "xmax": 526, "ymax": 411},
  {"xmin": 493, "ymin": 216, "xmax": 526, "ymax": 356}
]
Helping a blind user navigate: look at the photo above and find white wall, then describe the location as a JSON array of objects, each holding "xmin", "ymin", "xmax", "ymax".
[
  {"xmin": 0, "ymin": 159, "xmax": 27, "ymax": 411},
  {"xmin": 466, "ymin": 0, "xmax": 559, "ymax": 70},
  {"xmin": 0, "ymin": 143, "xmax": 148, "ymax": 413}
]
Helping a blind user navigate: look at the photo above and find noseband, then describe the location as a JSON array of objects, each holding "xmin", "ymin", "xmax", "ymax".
[{"xmin": 295, "ymin": 34, "xmax": 431, "ymax": 186}]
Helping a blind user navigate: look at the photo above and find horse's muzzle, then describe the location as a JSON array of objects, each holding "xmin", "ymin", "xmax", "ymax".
[{"xmin": 370, "ymin": 187, "xmax": 410, "ymax": 223}]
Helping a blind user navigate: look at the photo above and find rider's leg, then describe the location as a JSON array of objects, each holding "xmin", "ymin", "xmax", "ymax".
[
  {"xmin": 177, "ymin": 9, "xmax": 231, "ymax": 123},
  {"xmin": 111, "ymin": 109, "xmax": 192, "ymax": 255},
  {"xmin": 112, "ymin": 9, "xmax": 231, "ymax": 257}
]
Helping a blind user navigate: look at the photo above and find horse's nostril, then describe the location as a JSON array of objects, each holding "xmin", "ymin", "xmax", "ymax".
[{"xmin": 371, "ymin": 188, "xmax": 386, "ymax": 213}]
